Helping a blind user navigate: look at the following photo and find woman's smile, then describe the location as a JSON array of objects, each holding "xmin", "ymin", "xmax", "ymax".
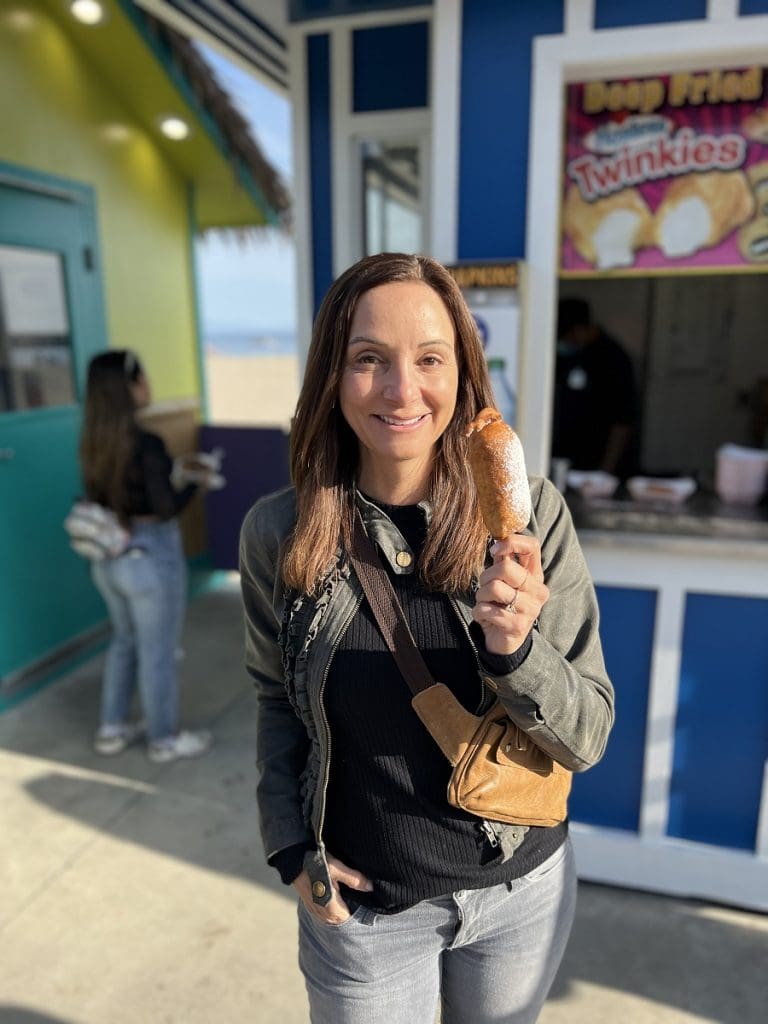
[{"xmin": 374, "ymin": 413, "xmax": 430, "ymax": 429}]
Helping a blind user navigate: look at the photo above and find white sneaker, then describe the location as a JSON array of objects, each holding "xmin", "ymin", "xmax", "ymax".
[
  {"xmin": 147, "ymin": 729, "xmax": 212, "ymax": 764},
  {"xmin": 94, "ymin": 721, "xmax": 145, "ymax": 756}
]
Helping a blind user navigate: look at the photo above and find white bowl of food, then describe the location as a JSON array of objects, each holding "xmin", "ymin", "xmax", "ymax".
[
  {"xmin": 566, "ymin": 470, "xmax": 619, "ymax": 499},
  {"xmin": 626, "ymin": 476, "xmax": 697, "ymax": 504}
]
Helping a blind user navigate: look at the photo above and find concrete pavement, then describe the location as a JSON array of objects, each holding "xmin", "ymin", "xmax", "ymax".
[{"xmin": 1, "ymin": 579, "xmax": 766, "ymax": 1024}]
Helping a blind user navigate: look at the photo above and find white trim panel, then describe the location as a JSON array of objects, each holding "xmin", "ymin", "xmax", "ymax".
[
  {"xmin": 756, "ymin": 761, "xmax": 768, "ymax": 859},
  {"xmin": 331, "ymin": 24, "xmax": 353, "ymax": 276},
  {"xmin": 564, "ymin": 0, "xmax": 594, "ymax": 35},
  {"xmin": 707, "ymin": 0, "xmax": 739, "ymax": 20},
  {"xmin": 572, "ymin": 824, "xmax": 768, "ymax": 913},
  {"xmin": 429, "ymin": 0, "xmax": 462, "ymax": 262}
]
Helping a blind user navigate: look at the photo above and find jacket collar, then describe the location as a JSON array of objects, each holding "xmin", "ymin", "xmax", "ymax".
[{"xmin": 354, "ymin": 489, "xmax": 432, "ymax": 575}]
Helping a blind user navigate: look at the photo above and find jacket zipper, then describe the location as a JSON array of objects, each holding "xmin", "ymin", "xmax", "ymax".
[
  {"xmin": 448, "ymin": 594, "xmax": 487, "ymax": 713},
  {"xmin": 315, "ymin": 593, "xmax": 363, "ymax": 852}
]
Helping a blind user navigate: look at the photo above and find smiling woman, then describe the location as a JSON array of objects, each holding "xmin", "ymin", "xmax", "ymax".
[
  {"xmin": 340, "ymin": 281, "xmax": 459, "ymax": 504},
  {"xmin": 238, "ymin": 252, "xmax": 614, "ymax": 1024}
]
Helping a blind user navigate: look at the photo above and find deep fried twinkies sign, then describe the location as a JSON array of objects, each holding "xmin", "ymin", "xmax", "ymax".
[{"xmin": 561, "ymin": 67, "xmax": 768, "ymax": 274}]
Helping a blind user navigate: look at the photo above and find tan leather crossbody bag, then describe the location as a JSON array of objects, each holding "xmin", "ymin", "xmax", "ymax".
[{"xmin": 349, "ymin": 512, "xmax": 571, "ymax": 828}]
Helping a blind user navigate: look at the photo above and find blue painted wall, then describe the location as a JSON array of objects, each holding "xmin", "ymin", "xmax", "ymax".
[
  {"xmin": 353, "ymin": 22, "xmax": 429, "ymax": 111},
  {"xmin": 457, "ymin": 0, "xmax": 563, "ymax": 260},
  {"xmin": 569, "ymin": 586, "xmax": 656, "ymax": 832},
  {"xmin": 307, "ymin": 34, "xmax": 334, "ymax": 313},
  {"xmin": 668, "ymin": 593, "xmax": 768, "ymax": 851},
  {"xmin": 594, "ymin": 0, "xmax": 706, "ymax": 28}
]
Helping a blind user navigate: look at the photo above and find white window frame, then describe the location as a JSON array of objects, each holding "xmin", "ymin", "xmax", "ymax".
[{"xmin": 329, "ymin": 12, "xmax": 432, "ymax": 276}]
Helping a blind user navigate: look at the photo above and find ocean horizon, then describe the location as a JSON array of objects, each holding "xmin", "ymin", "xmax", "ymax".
[{"xmin": 205, "ymin": 329, "xmax": 297, "ymax": 357}]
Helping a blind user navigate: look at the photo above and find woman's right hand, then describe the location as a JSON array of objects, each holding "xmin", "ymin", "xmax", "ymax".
[{"xmin": 293, "ymin": 853, "xmax": 374, "ymax": 924}]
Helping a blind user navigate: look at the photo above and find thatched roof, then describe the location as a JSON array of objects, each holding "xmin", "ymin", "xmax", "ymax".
[{"xmin": 144, "ymin": 12, "xmax": 292, "ymax": 228}]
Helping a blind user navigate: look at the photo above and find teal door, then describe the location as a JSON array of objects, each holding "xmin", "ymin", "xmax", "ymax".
[{"xmin": 0, "ymin": 166, "xmax": 109, "ymax": 689}]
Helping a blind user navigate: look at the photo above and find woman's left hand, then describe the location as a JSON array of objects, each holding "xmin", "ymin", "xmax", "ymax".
[{"xmin": 472, "ymin": 534, "xmax": 550, "ymax": 655}]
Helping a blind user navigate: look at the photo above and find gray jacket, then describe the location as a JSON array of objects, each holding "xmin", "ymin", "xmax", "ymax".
[{"xmin": 239, "ymin": 477, "xmax": 614, "ymax": 905}]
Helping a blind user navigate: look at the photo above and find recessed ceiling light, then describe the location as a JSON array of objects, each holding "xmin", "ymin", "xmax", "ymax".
[
  {"xmin": 102, "ymin": 123, "xmax": 132, "ymax": 143},
  {"xmin": 70, "ymin": 0, "xmax": 105, "ymax": 25},
  {"xmin": 159, "ymin": 116, "xmax": 190, "ymax": 141},
  {"xmin": 4, "ymin": 9, "xmax": 37, "ymax": 30}
]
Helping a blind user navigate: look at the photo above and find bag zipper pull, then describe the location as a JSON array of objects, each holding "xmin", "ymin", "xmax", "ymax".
[{"xmin": 480, "ymin": 820, "xmax": 499, "ymax": 847}]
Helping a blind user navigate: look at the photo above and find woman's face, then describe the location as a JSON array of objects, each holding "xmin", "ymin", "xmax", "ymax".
[
  {"xmin": 339, "ymin": 281, "xmax": 459, "ymax": 494},
  {"xmin": 130, "ymin": 371, "xmax": 151, "ymax": 409}
]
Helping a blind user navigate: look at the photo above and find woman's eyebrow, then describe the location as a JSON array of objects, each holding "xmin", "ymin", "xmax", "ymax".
[{"xmin": 347, "ymin": 336, "xmax": 452, "ymax": 348}]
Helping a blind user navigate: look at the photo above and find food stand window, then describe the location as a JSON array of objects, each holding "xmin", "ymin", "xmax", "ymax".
[{"xmin": 556, "ymin": 66, "xmax": 768, "ymax": 505}]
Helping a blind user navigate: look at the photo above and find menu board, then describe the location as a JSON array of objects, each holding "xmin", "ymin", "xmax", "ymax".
[{"xmin": 561, "ymin": 67, "xmax": 768, "ymax": 274}]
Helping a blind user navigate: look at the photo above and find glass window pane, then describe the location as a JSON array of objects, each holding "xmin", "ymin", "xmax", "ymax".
[
  {"xmin": 0, "ymin": 245, "xmax": 75, "ymax": 412},
  {"xmin": 362, "ymin": 141, "xmax": 422, "ymax": 256}
]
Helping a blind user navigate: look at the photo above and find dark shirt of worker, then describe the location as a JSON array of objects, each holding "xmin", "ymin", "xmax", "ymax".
[{"xmin": 551, "ymin": 298, "xmax": 637, "ymax": 478}]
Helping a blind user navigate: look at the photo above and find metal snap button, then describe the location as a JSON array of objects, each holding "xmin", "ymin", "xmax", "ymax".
[
  {"xmin": 395, "ymin": 550, "xmax": 412, "ymax": 568},
  {"xmin": 312, "ymin": 881, "xmax": 327, "ymax": 899}
]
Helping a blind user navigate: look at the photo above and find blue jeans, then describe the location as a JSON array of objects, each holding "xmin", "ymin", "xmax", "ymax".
[
  {"xmin": 91, "ymin": 520, "xmax": 186, "ymax": 742},
  {"xmin": 299, "ymin": 838, "xmax": 576, "ymax": 1024}
]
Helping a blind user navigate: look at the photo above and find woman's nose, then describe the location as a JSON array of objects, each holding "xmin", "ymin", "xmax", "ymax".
[{"xmin": 383, "ymin": 362, "xmax": 418, "ymax": 403}]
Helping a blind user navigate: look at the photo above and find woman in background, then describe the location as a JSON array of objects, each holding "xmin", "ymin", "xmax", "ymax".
[{"xmin": 80, "ymin": 349, "xmax": 212, "ymax": 763}]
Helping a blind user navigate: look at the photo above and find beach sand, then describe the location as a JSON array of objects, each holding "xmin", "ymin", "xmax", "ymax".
[{"xmin": 205, "ymin": 351, "xmax": 300, "ymax": 428}]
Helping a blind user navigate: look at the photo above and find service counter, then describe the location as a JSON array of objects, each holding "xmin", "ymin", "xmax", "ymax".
[
  {"xmin": 569, "ymin": 492, "xmax": 768, "ymax": 544},
  {"xmin": 566, "ymin": 498, "xmax": 768, "ymax": 911}
]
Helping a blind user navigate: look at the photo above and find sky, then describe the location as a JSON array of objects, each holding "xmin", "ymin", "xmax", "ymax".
[{"xmin": 194, "ymin": 46, "xmax": 297, "ymax": 337}]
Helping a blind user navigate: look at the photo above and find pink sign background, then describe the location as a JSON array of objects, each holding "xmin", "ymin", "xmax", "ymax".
[{"xmin": 561, "ymin": 70, "xmax": 768, "ymax": 273}]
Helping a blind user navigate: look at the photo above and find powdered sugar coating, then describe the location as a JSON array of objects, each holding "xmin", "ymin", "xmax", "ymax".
[{"xmin": 466, "ymin": 408, "xmax": 532, "ymax": 538}]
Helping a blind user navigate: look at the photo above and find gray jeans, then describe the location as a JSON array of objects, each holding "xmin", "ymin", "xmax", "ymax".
[{"xmin": 298, "ymin": 837, "xmax": 577, "ymax": 1024}]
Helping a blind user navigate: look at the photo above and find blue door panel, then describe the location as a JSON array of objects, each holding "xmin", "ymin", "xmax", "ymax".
[
  {"xmin": 569, "ymin": 585, "xmax": 656, "ymax": 831},
  {"xmin": 668, "ymin": 593, "xmax": 768, "ymax": 850}
]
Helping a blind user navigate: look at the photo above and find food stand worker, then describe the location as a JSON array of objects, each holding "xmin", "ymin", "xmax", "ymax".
[{"xmin": 551, "ymin": 297, "xmax": 637, "ymax": 478}]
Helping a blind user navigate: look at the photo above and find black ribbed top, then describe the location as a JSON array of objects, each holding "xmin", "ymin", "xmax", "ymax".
[{"xmin": 322, "ymin": 500, "xmax": 566, "ymax": 913}]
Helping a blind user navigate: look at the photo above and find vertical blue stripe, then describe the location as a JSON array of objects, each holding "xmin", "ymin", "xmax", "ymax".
[
  {"xmin": 307, "ymin": 33, "xmax": 333, "ymax": 313},
  {"xmin": 740, "ymin": 0, "xmax": 768, "ymax": 14},
  {"xmin": 594, "ymin": 0, "xmax": 707, "ymax": 27},
  {"xmin": 458, "ymin": 0, "xmax": 563, "ymax": 260},
  {"xmin": 668, "ymin": 594, "xmax": 768, "ymax": 851},
  {"xmin": 569, "ymin": 586, "xmax": 656, "ymax": 832}
]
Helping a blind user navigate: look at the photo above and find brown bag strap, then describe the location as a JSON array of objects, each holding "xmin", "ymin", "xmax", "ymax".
[{"xmin": 348, "ymin": 509, "xmax": 434, "ymax": 696}]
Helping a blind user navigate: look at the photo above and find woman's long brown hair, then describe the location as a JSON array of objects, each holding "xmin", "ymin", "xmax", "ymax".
[
  {"xmin": 282, "ymin": 253, "xmax": 495, "ymax": 594},
  {"xmin": 80, "ymin": 350, "xmax": 142, "ymax": 524}
]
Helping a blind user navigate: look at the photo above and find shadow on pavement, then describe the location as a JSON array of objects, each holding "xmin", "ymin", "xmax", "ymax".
[
  {"xmin": 0, "ymin": 1011, "xmax": 77, "ymax": 1024},
  {"xmin": 2, "ymin": 584, "xmax": 289, "ymax": 904},
  {"xmin": 548, "ymin": 880, "xmax": 767, "ymax": 1023}
]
